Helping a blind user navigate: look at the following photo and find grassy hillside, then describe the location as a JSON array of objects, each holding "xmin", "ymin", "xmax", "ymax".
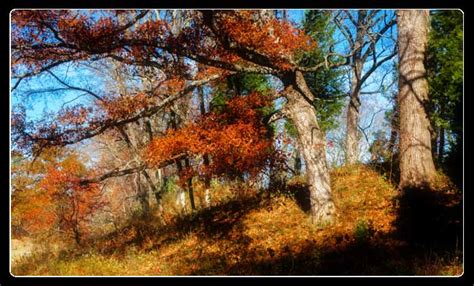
[{"xmin": 11, "ymin": 165, "xmax": 462, "ymax": 276}]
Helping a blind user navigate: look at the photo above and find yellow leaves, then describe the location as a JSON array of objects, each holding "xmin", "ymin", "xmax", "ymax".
[
  {"xmin": 241, "ymin": 196, "xmax": 315, "ymax": 260},
  {"xmin": 330, "ymin": 165, "xmax": 398, "ymax": 236}
]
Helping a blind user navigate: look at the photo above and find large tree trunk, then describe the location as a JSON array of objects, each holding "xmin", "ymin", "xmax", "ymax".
[
  {"xmin": 283, "ymin": 71, "xmax": 335, "ymax": 225},
  {"xmin": 397, "ymin": 10, "xmax": 436, "ymax": 189}
]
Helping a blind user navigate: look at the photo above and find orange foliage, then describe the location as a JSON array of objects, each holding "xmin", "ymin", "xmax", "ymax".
[
  {"xmin": 12, "ymin": 188, "xmax": 57, "ymax": 235},
  {"xmin": 13, "ymin": 151, "xmax": 107, "ymax": 242},
  {"xmin": 217, "ymin": 11, "xmax": 316, "ymax": 70},
  {"xmin": 147, "ymin": 92, "xmax": 278, "ymax": 183},
  {"xmin": 195, "ymin": 65, "xmax": 229, "ymax": 80},
  {"xmin": 158, "ymin": 77, "xmax": 186, "ymax": 95},
  {"xmin": 38, "ymin": 155, "xmax": 106, "ymax": 242},
  {"xmin": 11, "ymin": 10, "xmax": 319, "ymax": 151},
  {"xmin": 56, "ymin": 15, "xmax": 116, "ymax": 50},
  {"xmin": 57, "ymin": 106, "xmax": 93, "ymax": 126},
  {"xmin": 98, "ymin": 93, "xmax": 153, "ymax": 120},
  {"xmin": 12, "ymin": 10, "xmax": 315, "ymax": 74}
]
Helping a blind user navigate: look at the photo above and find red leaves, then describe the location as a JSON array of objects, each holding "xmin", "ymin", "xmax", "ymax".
[
  {"xmin": 147, "ymin": 92, "xmax": 276, "ymax": 182},
  {"xmin": 12, "ymin": 10, "xmax": 316, "ymax": 78},
  {"xmin": 217, "ymin": 11, "xmax": 316, "ymax": 70},
  {"xmin": 56, "ymin": 13, "xmax": 121, "ymax": 54}
]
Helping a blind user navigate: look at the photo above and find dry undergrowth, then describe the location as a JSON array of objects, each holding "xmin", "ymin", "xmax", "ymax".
[{"xmin": 11, "ymin": 165, "xmax": 462, "ymax": 276}]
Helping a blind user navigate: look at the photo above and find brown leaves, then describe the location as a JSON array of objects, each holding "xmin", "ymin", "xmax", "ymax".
[
  {"xmin": 98, "ymin": 93, "xmax": 152, "ymax": 120},
  {"xmin": 57, "ymin": 106, "xmax": 93, "ymax": 126}
]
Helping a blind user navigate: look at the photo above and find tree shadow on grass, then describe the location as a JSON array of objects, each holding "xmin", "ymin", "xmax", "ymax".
[
  {"xmin": 187, "ymin": 186, "xmax": 462, "ymax": 275},
  {"xmin": 92, "ymin": 194, "xmax": 271, "ymax": 256},
  {"xmin": 279, "ymin": 182, "xmax": 311, "ymax": 213},
  {"xmin": 369, "ymin": 162, "xmax": 462, "ymax": 254},
  {"xmin": 394, "ymin": 186, "xmax": 462, "ymax": 253},
  {"xmin": 81, "ymin": 176, "xmax": 462, "ymax": 275},
  {"xmin": 221, "ymin": 239, "xmax": 417, "ymax": 275}
]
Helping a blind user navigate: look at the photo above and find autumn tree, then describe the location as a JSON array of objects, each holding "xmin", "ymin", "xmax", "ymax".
[
  {"xmin": 210, "ymin": 72, "xmax": 280, "ymax": 183},
  {"xmin": 397, "ymin": 10, "xmax": 437, "ymax": 189},
  {"xmin": 11, "ymin": 148, "xmax": 62, "ymax": 238},
  {"xmin": 11, "ymin": 10, "xmax": 362, "ymax": 224},
  {"xmin": 11, "ymin": 147, "xmax": 106, "ymax": 244}
]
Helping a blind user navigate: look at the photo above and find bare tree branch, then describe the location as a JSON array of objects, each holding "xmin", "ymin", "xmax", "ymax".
[
  {"xmin": 46, "ymin": 70, "xmax": 104, "ymax": 101},
  {"xmin": 80, "ymin": 153, "xmax": 186, "ymax": 185},
  {"xmin": 358, "ymin": 108, "xmax": 387, "ymax": 144},
  {"xmin": 11, "ymin": 60, "xmax": 70, "ymax": 91},
  {"xmin": 359, "ymin": 47, "xmax": 397, "ymax": 86}
]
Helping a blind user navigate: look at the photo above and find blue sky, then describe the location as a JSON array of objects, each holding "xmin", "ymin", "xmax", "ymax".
[{"xmin": 12, "ymin": 63, "xmax": 105, "ymax": 121}]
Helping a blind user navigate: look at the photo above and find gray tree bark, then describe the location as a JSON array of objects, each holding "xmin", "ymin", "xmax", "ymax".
[
  {"xmin": 198, "ymin": 85, "xmax": 212, "ymax": 207},
  {"xmin": 283, "ymin": 71, "xmax": 335, "ymax": 225},
  {"xmin": 342, "ymin": 11, "xmax": 397, "ymax": 164},
  {"xmin": 397, "ymin": 10, "xmax": 436, "ymax": 189}
]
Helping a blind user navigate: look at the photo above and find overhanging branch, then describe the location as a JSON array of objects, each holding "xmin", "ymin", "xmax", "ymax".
[{"xmin": 29, "ymin": 73, "xmax": 225, "ymax": 148}]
